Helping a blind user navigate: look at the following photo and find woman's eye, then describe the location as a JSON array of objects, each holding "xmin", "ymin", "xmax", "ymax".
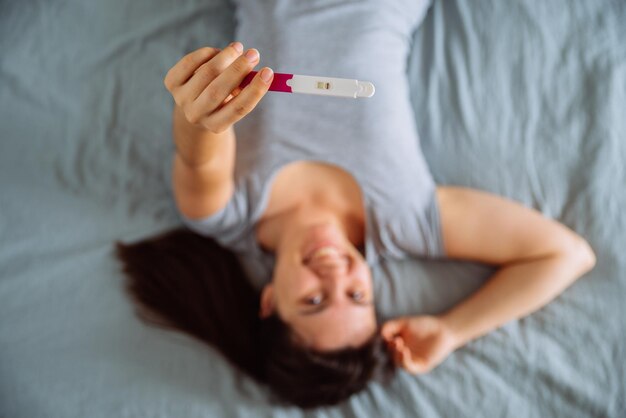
[
  {"xmin": 350, "ymin": 291, "xmax": 364, "ymax": 301},
  {"xmin": 307, "ymin": 295, "xmax": 323, "ymax": 305}
]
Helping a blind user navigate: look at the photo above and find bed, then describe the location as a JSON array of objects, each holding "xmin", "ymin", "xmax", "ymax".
[{"xmin": 1, "ymin": 0, "xmax": 624, "ymax": 416}]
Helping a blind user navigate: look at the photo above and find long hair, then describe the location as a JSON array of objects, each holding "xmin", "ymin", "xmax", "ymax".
[{"xmin": 114, "ymin": 227, "xmax": 395, "ymax": 408}]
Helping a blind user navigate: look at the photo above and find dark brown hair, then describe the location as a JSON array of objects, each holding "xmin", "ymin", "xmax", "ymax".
[{"xmin": 114, "ymin": 227, "xmax": 394, "ymax": 408}]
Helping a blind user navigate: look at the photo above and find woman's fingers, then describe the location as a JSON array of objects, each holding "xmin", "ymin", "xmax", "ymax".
[
  {"xmin": 180, "ymin": 43, "xmax": 250, "ymax": 106},
  {"xmin": 164, "ymin": 47, "xmax": 221, "ymax": 91},
  {"xmin": 393, "ymin": 346, "xmax": 404, "ymax": 366},
  {"xmin": 214, "ymin": 48, "xmax": 260, "ymax": 95},
  {"xmin": 389, "ymin": 336, "xmax": 431, "ymax": 375},
  {"xmin": 381, "ymin": 318, "xmax": 407, "ymax": 341},
  {"xmin": 399, "ymin": 346, "xmax": 411, "ymax": 367},
  {"xmin": 163, "ymin": 42, "xmax": 270, "ymax": 132},
  {"xmin": 404, "ymin": 349, "xmax": 432, "ymax": 374},
  {"xmin": 400, "ymin": 347, "xmax": 423, "ymax": 374},
  {"xmin": 175, "ymin": 43, "xmax": 240, "ymax": 109},
  {"xmin": 390, "ymin": 337, "xmax": 408, "ymax": 367},
  {"xmin": 199, "ymin": 68, "xmax": 273, "ymax": 133},
  {"xmin": 228, "ymin": 86, "xmax": 243, "ymax": 100},
  {"xmin": 192, "ymin": 47, "xmax": 260, "ymax": 113}
]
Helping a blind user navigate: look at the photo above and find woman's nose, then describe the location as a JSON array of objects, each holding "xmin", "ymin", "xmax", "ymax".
[
  {"xmin": 315, "ymin": 263, "xmax": 348, "ymax": 279},
  {"xmin": 308, "ymin": 255, "xmax": 349, "ymax": 278}
]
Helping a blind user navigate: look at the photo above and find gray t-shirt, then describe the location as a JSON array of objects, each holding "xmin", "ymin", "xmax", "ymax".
[{"xmin": 181, "ymin": 0, "xmax": 443, "ymax": 288}]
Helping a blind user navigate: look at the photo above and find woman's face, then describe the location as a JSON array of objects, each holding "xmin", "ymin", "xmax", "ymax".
[{"xmin": 260, "ymin": 223, "xmax": 377, "ymax": 351}]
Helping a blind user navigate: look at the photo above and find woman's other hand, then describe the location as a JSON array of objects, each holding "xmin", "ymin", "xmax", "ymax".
[
  {"xmin": 381, "ymin": 315, "xmax": 458, "ymax": 374},
  {"xmin": 163, "ymin": 42, "xmax": 274, "ymax": 133}
]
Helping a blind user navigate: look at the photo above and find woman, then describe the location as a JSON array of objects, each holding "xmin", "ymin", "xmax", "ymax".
[{"xmin": 117, "ymin": 0, "xmax": 595, "ymax": 409}]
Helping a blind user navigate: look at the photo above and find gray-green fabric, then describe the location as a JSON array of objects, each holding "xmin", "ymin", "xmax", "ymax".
[
  {"xmin": 181, "ymin": 0, "xmax": 443, "ymax": 288},
  {"xmin": 1, "ymin": 0, "xmax": 625, "ymax": 417}
]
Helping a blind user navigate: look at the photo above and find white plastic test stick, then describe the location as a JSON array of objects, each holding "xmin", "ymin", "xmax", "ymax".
[{"xmin": 240, "ymin": 71, "xmax": 375, "ymax": 98}]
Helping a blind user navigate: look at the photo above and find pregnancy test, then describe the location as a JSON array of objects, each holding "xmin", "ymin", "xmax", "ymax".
[{"xmin": 239, "ymin": 71, "xmax": 375, "ymax": 98}]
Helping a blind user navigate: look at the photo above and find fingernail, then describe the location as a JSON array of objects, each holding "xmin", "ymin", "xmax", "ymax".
[
  {"xmin": 230, "ymin": 42, "xmax": 243, "ymax": 53},
  {"xmin": 245, "ymin": 48, "xmax": 259, "ymax": 62},
  {"xmin": 260, "ymin": 67, "xmax": 273, "ymax": 82}
]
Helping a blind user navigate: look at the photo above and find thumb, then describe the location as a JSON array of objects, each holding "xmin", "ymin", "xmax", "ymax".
[{"xmin": 381, "ymin": 318, "xmax": 408, "ymax": 341}]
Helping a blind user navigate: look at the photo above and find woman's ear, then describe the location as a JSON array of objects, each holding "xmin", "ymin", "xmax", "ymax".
[{"xmin": 259, "ymin": 284, "xmax": 275, "ymax": 318}]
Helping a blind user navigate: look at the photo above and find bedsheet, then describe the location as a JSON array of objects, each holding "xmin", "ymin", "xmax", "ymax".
[{"xmin": 1, "ymin": 0, "xmax": 624, "ymax": 416}]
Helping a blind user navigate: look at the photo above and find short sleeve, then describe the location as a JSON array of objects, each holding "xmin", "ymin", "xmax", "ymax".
[
  {"xmin": 378, "ymin": 190, "xmax": 446, "ymax": 259},
  {"xmin": 178, "ymin": 187, "xmax": 251, "ymax": 253}
]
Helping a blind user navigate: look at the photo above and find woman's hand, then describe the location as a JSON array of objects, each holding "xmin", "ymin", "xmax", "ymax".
[
  {"xmin": 163, "ymin": 42, "xmax": 274, "ymax": 133},
  {"xmin": 381, "ymin": 315, "xmax": 458, "ymax": 374}
]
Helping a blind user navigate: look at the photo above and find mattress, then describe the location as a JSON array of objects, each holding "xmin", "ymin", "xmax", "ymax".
[{"xmin": 0, "ymin": 0, "xmax": 624, "ymax": 416}]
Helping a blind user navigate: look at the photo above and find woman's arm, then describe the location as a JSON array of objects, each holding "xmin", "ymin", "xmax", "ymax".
[
  {"xmin": 171, "ymin": 106, "xmax": 236, "ymax": 219},
  {"xmin": 164, "ymin": 44, "xmax": 273, "ymax": 219},
  {"xmin": 436, "ymin": 186, "xmax": 596, "ymax": 349},
  {"xmin": 382, "ymin": 186, "xmax": 596, "ymax": 374}
]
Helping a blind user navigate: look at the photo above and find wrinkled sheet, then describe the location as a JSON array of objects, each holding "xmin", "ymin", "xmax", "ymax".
[{"xmin": 0, "ymin": 0, "xmax": 624, "ymax": 416}]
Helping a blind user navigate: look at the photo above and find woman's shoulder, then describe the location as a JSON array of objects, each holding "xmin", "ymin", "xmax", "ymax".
[{"xmin": 366, "ymin": 184, "xmax": 445, "ymax": 261}]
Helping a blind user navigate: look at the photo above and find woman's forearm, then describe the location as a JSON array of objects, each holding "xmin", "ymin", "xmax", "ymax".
[
  {"xmin": 171, "ymin": 104, "xmax": 237, "ymax": 219},
  {"xmin": 441, "ymin": 248, "xmax": 595, "ymax": 349}
]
